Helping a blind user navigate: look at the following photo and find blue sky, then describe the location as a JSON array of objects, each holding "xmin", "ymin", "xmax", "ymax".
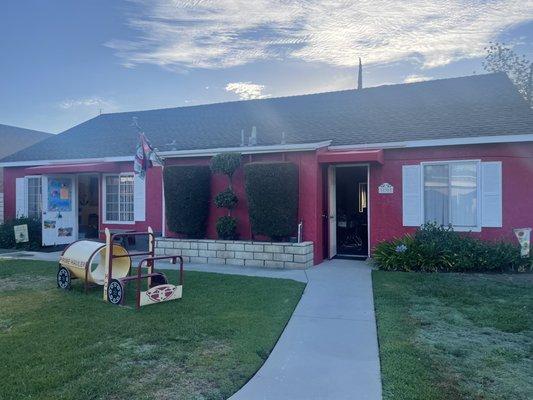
[{"xmin": 1, "ymin": 0, "xmax": 532, "ymax": 134}]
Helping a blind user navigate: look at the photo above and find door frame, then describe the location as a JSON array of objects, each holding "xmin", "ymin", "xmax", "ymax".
[
  {"xmin": 76, "ymin": 173, "xmax": 101, "ymax": 239},
  {"xmin": 327, "ymin": 163, "xmax": 370, "ymax": 258}
]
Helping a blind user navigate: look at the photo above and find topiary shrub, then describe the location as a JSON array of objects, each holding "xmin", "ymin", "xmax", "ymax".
[
  {"xmin": 0, "ymin": 217, "xmax": 42, "ymax": 250},
  {"xmin": 244, "ymin": 162, "xmax": 298, "ymax": 241},
  {"xmin": 214, "ymin": 187, "xmax": 238, "ymax": 210},
  {"xmin": 373, "ymin": 223, "xmax": 532, "ymax": 273},
  {"xmin": 210, "ymin": 152, "xmax": 242, "ymax": 179},
  {"xmin": 216, "ymin": 216, "xmax": 238, "ymax": 240},
  {"xmin": 211, "ymin": 152, "xmax": 241, "ymax": 240},
  {"xmin": 164, "ymin": 165, "xmax": 211, "ymax": 238}
]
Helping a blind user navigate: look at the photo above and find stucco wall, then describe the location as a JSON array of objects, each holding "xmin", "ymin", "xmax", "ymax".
[{"xmin": 368, "ymin": 142, "xmax": 533, "ymax": 251}]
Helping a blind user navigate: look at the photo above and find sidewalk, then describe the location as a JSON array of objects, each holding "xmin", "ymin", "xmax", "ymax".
[{"xmin": 230, "ymin": 258, "xmax": 382, "ymax": 400}]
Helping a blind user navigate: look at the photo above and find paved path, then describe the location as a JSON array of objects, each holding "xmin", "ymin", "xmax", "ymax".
[
  {"xmin": 231, "ymin": 258, "xmax": 382, "ymax": 400},
  {"xmin": 1, "ymin": 251, "xmax": 382, "ymax": 399}
]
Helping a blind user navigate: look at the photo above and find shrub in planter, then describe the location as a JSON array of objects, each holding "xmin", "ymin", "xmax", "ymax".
[
  {"xmin": 244, "ymin": 162, "xmax": 298, "ymax": 241},
  {"xmin": 164, "ymin": 165, "xmax": 211, "ymax": 238},
  {"xmin": 214, "ymin": 187, "xmax": 238, "ymax": 210},
  {"xmin": 211, "ymin": 153, "xmax": 241, "ymax": 240},
  {"xmin": 0, "ymin": 217, "xmax": 42, "ymax": 250},
  {"xmin": 216, "ymin": 216, "xmax": 238, "ymax": 240},
  {"xmin": 373, "ymin": 222, "xmax": 532, "ymax": 273}
]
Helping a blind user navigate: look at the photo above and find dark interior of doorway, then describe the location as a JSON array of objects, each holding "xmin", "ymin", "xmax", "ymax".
[
  {"xmin": 336, "ymin": 166, "xmax": 368, "ymax": 258},
  {"xmin": 78, "ymin": 174, "xmax": 99, "ymax": 239}
]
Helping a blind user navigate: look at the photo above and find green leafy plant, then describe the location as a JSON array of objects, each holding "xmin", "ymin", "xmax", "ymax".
[
  {"xmin": 0, "ymin": 217, "xmax": 42, "ymax": 250},
  {"xmin": 214, "ymin": 187, "xmax": 238, "ymax": 210},
  {"xmin": 244, "ymin": 162, "xmax": 298, "ymax": 241},
  {"xmin": 210, "ymin": 152, "xmax": 242, "ymax": 181},
  {"xmin": 373, "ymin": 222, "xmax": 532, "ymax": 273},
  {"xmin": 163, "ymin": 165, "xmax": 211, "ymax": 238},
  {"xmin": 211, "ymin": 153, "xmax": 242, "ymax": 240},
  {"xmin": 216, "ymin": 216, "xmax": 238, "ymax": 240}
]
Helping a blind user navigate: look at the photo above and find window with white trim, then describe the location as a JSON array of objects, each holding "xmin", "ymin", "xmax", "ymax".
[
  {"xmin": 422, "ymin": 161, "xmax": 479, "ymax": 229},
  {"xmin": 27, "ymin": 177, "xmax": 42, "ymax": 219},
  {"xmin": 105, "ymin": 174, "xmax": 134, "ymax": 222}
]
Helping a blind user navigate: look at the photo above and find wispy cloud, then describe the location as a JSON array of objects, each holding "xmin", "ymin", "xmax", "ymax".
[
  {"xmin": 107, "ymin": 1, "xmax": 532, "ymax": 71},
  {"xmin": 59, "ymin": 97, "xmax": 115, "ymax": 111},
  {"xmin": 403, "ymin": 74, "xmax": 433, "ymax": 84},
  {"xmin": 225, "ymin": 82, "xmax": 270, "ymax": 100}
]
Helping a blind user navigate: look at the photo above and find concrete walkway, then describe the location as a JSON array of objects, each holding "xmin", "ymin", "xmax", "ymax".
[
  {"xmin": 231, "ymin": 258, "xmax": 382, "ymax": 400},
  {"xmin": 1, "ymin": 251, "xmax": 382, "ymax": 399}
]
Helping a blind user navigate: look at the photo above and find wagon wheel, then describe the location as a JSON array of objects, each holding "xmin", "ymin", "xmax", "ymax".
[
  {"xmin": 107, "ymin": 279, "xmax": 124, "ymax": 305},
  {"xmin": 57, "ymin": 267, "xmax": 71, "ymax": 290}
]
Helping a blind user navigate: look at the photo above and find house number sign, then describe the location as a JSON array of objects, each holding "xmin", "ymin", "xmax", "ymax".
[{"xmin": 378, "ymin": 183, "xmax": 394, "ymax": 194}]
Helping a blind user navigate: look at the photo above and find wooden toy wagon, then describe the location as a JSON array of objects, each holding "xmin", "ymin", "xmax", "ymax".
[{"xmin": 57, "ymin": 227, "xmax": 184, "ymax": 309}]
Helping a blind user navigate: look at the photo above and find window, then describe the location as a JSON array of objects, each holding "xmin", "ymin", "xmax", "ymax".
[
  {"xmin": 27, "ymin": 177, "xmax": 42, "ymax": 219},
  {"xmin": 423, "ymin": 161, "xmax": 479, "ymax": 229},
  {"xmin": 105, "ymin": 174, "xmax": 134, "ymax": 222}
]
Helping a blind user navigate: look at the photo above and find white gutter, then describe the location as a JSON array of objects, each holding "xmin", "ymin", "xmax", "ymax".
[
  {"xmin": 158, "ymin": 140, "xmax": 332, "ymax": 158},
  {"xmin": 328, "ymin": 133, "xmax": 533, "ymax": 151},
  {"xmin": 0, "ymin": 156, "xmax": 134, "ymax": 168}
]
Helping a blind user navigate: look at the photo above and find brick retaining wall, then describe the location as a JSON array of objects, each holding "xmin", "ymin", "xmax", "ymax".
[{"xmin": 155, "ymin": 238, "xmax": 314, "ymax": 269}]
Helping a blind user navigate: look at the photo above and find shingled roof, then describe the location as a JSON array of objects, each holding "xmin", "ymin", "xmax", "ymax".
[
  {"xmin": 0, "ymin": 124, "xmax": 51, "ymax": 159},
  {"xmin": 2, "ymin": 72, "xmax": 532, "ymax": 163}
]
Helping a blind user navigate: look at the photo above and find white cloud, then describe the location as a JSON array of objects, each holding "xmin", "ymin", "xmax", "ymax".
[
  {"xmin": 403, "ymin": 74, "xmax": 433, "ymax": 83},
  {"xmin": 59, "ymin": 97, "xmax": 115, "ymax": 111},
  {"xmin": 107, "ymin": 0, "xmax": 532, "ymax": 71},
  {"xmin": 225, "ymin": 82, "xmax": 270, "ymax": 100}
]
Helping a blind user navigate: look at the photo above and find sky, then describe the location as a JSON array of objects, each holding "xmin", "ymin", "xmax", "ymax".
[{"xmin": 1, "ymin": 0, "xmax": 532, "ymax": 134}]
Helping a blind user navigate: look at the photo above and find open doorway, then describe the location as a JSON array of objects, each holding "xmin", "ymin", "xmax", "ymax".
[
  {"xmin": 328, "ymin": 165, "xmax": 369, "ymax": 258},
  {"xmin": 77, "ymin": 174, "xmax": 99, "ymax": 239}
]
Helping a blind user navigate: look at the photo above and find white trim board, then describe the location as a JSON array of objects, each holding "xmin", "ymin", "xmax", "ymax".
[{"xmin": 329, "ymin": 133, "xmax": 533, "ymax": 151}]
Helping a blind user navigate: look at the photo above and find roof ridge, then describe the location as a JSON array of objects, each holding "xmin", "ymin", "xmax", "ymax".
[{"xmin": 100, "ymin": 72, "xmax": 507, "ymax": 117}]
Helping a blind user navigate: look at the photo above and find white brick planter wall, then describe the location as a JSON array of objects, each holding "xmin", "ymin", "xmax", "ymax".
[{"xmin": 155, "ymin": 238, "xmax": 314, "ymax": 269}]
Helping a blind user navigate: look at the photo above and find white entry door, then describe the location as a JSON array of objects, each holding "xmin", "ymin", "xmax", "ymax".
[
  {"xmin": 328, "ymin": 165, "xmax": 337, "ymax": 258},
  {"xmin": 42, "ymin": 175, "xmax": 78, "ymax": 246}
]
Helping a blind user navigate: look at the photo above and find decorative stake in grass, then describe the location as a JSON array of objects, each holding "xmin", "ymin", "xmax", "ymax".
[{"xmin": 211, "ymin": 152, "xmax": 242, "ymax": 239}]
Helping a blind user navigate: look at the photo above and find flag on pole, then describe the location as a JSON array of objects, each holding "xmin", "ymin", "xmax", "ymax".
[{"xmin": 134, "ymin": 132, "xmax": 162, "ymax": 179}]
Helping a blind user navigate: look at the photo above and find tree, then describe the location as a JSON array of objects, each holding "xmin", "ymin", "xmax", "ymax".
[
  {"xmin": 483, "ymin": 42, "xmax": 532, "ymax": 107},
  {"xmin": 210, "ymin": 152, "xmax": 241, "ymax": 240}
]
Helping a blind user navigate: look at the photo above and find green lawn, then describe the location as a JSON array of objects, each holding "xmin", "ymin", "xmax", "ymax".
[
  {"xmin": 0, "ymin": 260, "xmax": 305, "ymax": 400},
  {"xmin": 373, "ymin": 271, "xmax": 533, "ymax": 400}
]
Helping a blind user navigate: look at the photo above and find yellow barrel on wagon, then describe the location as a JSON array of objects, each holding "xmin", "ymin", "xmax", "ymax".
[{"xmin": 57, "ymin": 240, "xmax": 131, "ymax": 288}]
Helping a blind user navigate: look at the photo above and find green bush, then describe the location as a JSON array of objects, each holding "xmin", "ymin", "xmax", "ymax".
[
  {"xmin": 0, "ymin": 217, "xmax": 42, "ymax": 250},
  {"xmin": 244, "ymin": 162, "xmax": 299, "ymax": 240},
  {"xmin": 373, "ymin": 223, "xmax": 532, "ymax": 273},
  {"xmin": 216, "ymin": 216, "xmax": 237, "ymax": 240},
  {"xmin": 210, "ymin": 152, "xmax": 241, "ymax": 179},
  {"xmin": 214, "ymin": 187, "xmax": 238, "ymax": 210},
  {"xmin": 164, "ymin": 165, "xmax": 211, "ymax": 238}
]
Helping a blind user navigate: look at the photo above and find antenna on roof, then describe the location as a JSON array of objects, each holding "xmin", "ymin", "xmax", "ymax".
[
  {"xmin": 357, "ymin": 57, "xmax": 363, "ymax": 90},
  {"xmin": 240, "ymin": 129, "xmax": 245, "ymax": 146},
  {"xmin": 281, "ymin": 131, "xmax": 286, "ymax": 145}
]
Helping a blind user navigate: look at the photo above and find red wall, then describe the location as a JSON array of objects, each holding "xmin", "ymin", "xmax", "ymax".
[
  {"xmin": 4, "ymin": 141, "xmax": 531, "ymax": 265},
  {"xmin": 164, "ymin": 151, "xmax": 324, "ymax": 263},
  {"xmin": 368, "ymin": 142, "xmax": 533, "ymax": 251},
  {"xmin": 3, "ymin": 162, "xmax": 163, "ymax": 238}
]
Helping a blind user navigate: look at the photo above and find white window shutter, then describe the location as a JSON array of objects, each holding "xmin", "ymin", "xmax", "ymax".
[
  {"xmin": 402, "ymin": 165, "xmax": 421, "ymax": 227},
  {"xmin": 481, "ymin": 161, "xmax": 502, "ymax": 227},
  {"xmin": 15, "ymin": 177, "xmax": 28, "ymax": 218},
  {"xmin": 134, "ymin": 174, "xmax": 146, "ymax": 221}
]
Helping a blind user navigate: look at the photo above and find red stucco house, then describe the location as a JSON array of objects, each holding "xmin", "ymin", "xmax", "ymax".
[{"xmin": 1, "ymin": 73, "xmax": 532, "ymax": 265}]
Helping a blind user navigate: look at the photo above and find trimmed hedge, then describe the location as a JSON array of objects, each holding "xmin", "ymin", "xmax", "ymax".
[
  {"xmin": 216, "ymin": 216, "xmax": 238, "ymax": 240},
  {"xmin": 0, "ymin": 217, "xmax": 42, "ymax": 250},
  {"xmin": 373, "ymin": 223, "xmax": 532, "ymax": 273},
  {"xmin": 245, "ymin": 162, "xmax": 298, "ymax": 240},
  {"xmin": 164, "ymin": 165, "xmax": 211, "ymax": 238}
]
